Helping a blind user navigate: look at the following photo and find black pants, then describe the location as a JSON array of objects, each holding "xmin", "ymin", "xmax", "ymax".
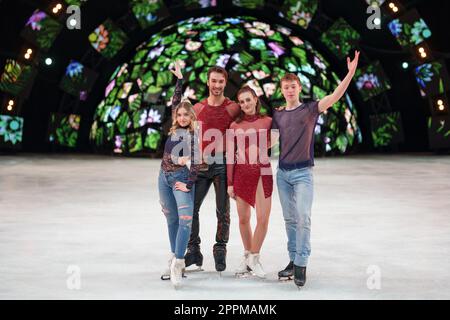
[{"xmin": 188, "ymin": 163, "xmax": 230, "ymax": 251}]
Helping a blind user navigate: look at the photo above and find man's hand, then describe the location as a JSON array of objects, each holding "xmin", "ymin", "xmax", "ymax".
[{"xmin": 227, "ymin": 186, "xmax": 236, "ymax": 200}]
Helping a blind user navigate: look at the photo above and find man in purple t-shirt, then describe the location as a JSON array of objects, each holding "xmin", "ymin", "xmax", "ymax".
[{"xmin": 273, "ymin": 51, "xmax": 360, "ymax": 288}]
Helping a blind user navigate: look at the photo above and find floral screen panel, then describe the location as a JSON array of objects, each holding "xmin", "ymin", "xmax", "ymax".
[
  {"xmin": 0, "ymin": 115, "xmax": 24, "ymax": 149},
  {"xmin": 59, "ymin": 61, "xmax": 98, "ymax": 100},
  {"xmin": 21, "ymin": 9, "xmax": 63, "ymax": 51},
  {"xmin": 427, "ymin": 116, "xmax": 450, "ymax": 149},
  {"xmin": 370, "ymin": 112, "xmax": 404, "ymax": 148},
  {"xmin": 414, "ymin": 60, "xmax": 450, "ymax": 98},
  {"xmin": 0, "ymin": 59, "xmax": 36, "ymax": 98},
  {"xmin": 320, "ymin": 18, "xmax": 360, "ymax": 60},
  {"xmin": 355, "ymin": 61, "xmax": 391, "ymax": 102},
  {"xmin": 388, "ymin": 9, "xmax": 432, "ymax": 48},
  {"xmin": 48, "ymin": 113, "xmax": 81, "ymax": 148},
  {"xmin": 89, "ymin": 19, "xmax": 129, "ymax": 60}
]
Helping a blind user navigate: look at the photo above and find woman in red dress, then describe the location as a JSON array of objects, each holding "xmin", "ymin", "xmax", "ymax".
[{"xmin": 226, "ymin": 86, "xmax": 274, "ymax": 278}]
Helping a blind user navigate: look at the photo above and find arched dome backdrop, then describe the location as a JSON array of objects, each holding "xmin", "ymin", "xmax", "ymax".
[{"xmin": 1, "ymin": 0, "xmax": 449, "ymax": 154}]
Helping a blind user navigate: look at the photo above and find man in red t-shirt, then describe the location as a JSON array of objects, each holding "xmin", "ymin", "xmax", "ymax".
[{"xmin": 180, "ymin": 66, "xmax": 240, "ymax": 272}]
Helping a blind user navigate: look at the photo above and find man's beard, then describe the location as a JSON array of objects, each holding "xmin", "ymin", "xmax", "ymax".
[{"xmin": 210, "ymin": 89, "xmax": 223, "ymax": 96}]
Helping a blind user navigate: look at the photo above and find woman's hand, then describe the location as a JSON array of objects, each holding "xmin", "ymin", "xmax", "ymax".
[
  {"xmin": 227, "ymin": 186, "xmax": 236, "ymax": 200},
  {"xmin": 170, "ymin": 60, "xmax": 183, "ymax": 80},
  {"xmin": 177, "ymin": 156, "xmax": 190, "ymax": 166},
  {"xmin": 347, "ymin": 50, "xmax": 360, "ymax": 76},
  {"xmin": 175, "ymin": 181, "xmax": 190, "ymax": 192}
]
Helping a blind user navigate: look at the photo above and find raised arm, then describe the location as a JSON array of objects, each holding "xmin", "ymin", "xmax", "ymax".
[
  {"xmin": 318, "ymin": 50, "xmax": 360, "ymax": 113},
  {"xmin": 169, "ymin": 60, "xmax": 184, "ymax": 119}
]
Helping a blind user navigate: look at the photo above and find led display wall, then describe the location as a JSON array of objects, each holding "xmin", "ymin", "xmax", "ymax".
[{"xmin": 91, "ymin": 16, "xmax": 362, "ymax": 155}]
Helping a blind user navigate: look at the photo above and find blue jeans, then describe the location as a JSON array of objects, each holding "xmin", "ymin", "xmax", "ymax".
[
  {"xmin": 158, "ymin": 168, "xmax": 195, "ymax": 259},
  {"xmin": 276, "ymin": 167, "xmax": 314, "ymax": 267}
]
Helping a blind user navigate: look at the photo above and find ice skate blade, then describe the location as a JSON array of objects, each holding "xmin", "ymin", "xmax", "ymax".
[
  {"xmin": 235, "ymin": 271, "xmax": 251, "ymax": 278},
  {"xmin": 183, "ymin": 266, "xmax": 204, "ymax": 273},
  {"xmin": 278, "ymin": 276, "xmax": 293, "ymax": 281}
]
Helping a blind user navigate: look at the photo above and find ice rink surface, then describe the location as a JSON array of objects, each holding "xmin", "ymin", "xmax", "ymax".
[{"xmin": 1, "ymin": 154, "xmax": 449, "ymax": 299}]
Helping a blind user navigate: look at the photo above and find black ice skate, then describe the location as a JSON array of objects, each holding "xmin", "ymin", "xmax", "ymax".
[
  {"xmin": 294, "ymin": 265, "xmax": 307, "ymax": 287},
  {"xmin": 278, "ymin": 261, "xmax": 294, "ymax": 280},
  {"xmin": 213, "ymin": 246, "xmax": 227, "ymax": 272},
  {"xmin": 184, "ymin": 247, "xmax": 204, "ymax": 272}
]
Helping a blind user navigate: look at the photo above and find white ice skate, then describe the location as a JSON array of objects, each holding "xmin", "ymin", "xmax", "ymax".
[
  {"xmin": 160, "ymin": 252, "xmax": 175, "ymax": 281},
  {"xmin": 170, "ymin": 258, "xmax": 185, "ymax": 289},
  {"xmin": 235, "ymin": 250, "xmax": 251, "ymax": 277},
  {"xmin": 248, "ymin": 253, "xmax": 266, "ymax": 278}
]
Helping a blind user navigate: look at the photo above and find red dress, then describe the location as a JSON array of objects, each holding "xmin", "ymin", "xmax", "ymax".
[{"xmin": 227, "ymin": 114, "xmax": 273, "ymax": 207}]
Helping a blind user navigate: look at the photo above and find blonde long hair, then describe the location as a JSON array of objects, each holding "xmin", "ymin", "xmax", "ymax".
[{"xmin": 168, "ymin": 100, "xmax": 197, "ymax": 135}]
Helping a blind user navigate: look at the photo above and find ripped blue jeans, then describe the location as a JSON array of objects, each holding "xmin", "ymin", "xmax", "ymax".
[{"xmin": 158, "ymin": 167, "xmax": 195, "ymax": 259}]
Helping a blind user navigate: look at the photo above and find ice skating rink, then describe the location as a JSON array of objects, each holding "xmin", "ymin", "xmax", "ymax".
[{"xmin": 1, "ymin": 154, "xmax": 449, "ymax": 300}]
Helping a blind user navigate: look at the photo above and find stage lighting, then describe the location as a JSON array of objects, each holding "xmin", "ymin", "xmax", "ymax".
[
  {"xmin": 388, "ymin": 2, "xmax": 399, "ymax": 13},
  {"xmin": 418, "ymin": 46, "xmax": 427, "ymax": 58},
  {"xmin": 69, "ymin": 19, "xmax": 77, "ymax": 27},
  {"xmin": 52, "ymin": 3, "xmax": 63, "ymax": 14},
  {"xmin": 6, "ymin": 99, "xmax": 15, "ymax": 112},
  {"xmin": 430, "ymin": 95, "xmax": 449, "ymax": 116},
  {"xmin": 374, "ymin": 18, "xmax": 381, "ymax": 26},
  {"xmin": 45, "ymin": 58, "xmax": 53, "ymax": 66},
  {"xmin": 24, "ymin": 48, "xmax": 33, "ymax": 60},
  {"xmin": 402, "ymin": 62, "xmax": 409, "ymax": 69},
  {"xmin": 412, "ymin": 42, "xmax": 433, "ymax": 62}
]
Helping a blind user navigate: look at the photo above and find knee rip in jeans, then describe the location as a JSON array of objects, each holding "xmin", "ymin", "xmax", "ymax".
[
  {"xmin": 178, "ymin": 204, "xmax": 190, "ymax": 210},
  {"xmin": 179, "ymin": 215, "xmax": 193, "ymax": 227},
  {"xmin": 160, "ymin": 200, "xmax": 170, "ymax": 216}
]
